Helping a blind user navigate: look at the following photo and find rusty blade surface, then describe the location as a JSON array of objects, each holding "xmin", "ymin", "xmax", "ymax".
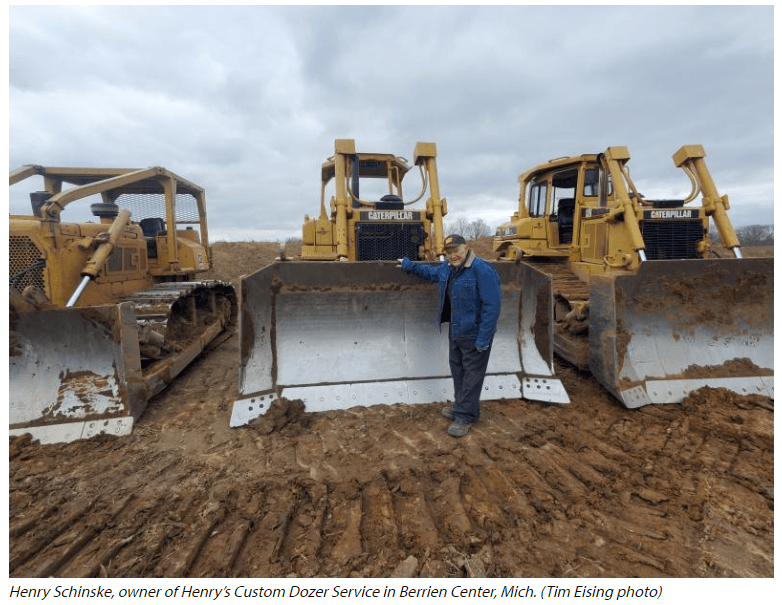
[
  {"xmin": 589, "ymin": 257, "xmax": 774, "ymax": 407},
  {"xmin": 9, "ymin": 304, "xmax": 143, "ymax": 443}
]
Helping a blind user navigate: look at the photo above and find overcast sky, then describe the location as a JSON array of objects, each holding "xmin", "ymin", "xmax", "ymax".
[{"xmin": 8, "ymin": 5, "xmax": 774, "ymax": 241}]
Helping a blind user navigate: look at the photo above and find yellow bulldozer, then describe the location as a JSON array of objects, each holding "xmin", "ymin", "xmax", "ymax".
[
  {"xmin": 493, "ymin": 145, "xmax": 773, "ymax": 407},
  {"xmin": 9, "ymin": 165, "xmax": 237, "ymax": 443},
  {"xmin": 230, "ymin": 139, "xmax": 569, "ymax": 427},
  {"xmin": 300, "ymin": 138, "xmax": 447, "ymax": 261}
]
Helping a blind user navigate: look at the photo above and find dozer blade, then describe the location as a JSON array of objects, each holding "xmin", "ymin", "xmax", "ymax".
[
  {"xmin": 9, "ymin": 303, "xmax": 146, "ymax": 444},
  {"xmin": 230, "ymin": 261, "xmax": 568, "ymax": 427},
  {"xmin": 589, "ymin": 258, "xmax": 773, "ymax": 408}
]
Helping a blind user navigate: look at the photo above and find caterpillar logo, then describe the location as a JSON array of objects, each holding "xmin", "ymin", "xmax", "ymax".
[
  {"xmin": 647, "ymin": 209, "xmax": 696, "ymax": 219},
  {"xmin": 362, "ymin": 211, "xmax": 417, "ymax": 220}
]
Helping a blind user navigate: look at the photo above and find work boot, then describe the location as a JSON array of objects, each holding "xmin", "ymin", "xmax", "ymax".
[
  {"xmin": 441, "ymin": 406, "xmax": 454, "ymax": 420},
  {"xmin": 447, "ymin": 420, "xmax": 470, "ymax": 438}
]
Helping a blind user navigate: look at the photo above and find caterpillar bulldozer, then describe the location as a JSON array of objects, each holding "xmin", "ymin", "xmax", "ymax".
[
  {"xmin": 299, "ymin": 138, "xmax": 447, "ymax": 261},
  {"xmin": 230, "ymin": 139, "xmax": 568, "ymax": 428},
  {"xmin": 9, "ymin": 165, "xmax": 237, "ymax": 443},
  {"xmin": 493, "ymin": 145, "xmax": 773, "ymax": 407}
]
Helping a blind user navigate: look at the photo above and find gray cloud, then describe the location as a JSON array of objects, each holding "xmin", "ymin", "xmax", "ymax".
[{"xmin": 9, "ymin": 5, "xmax": 773, "ymax": 241}]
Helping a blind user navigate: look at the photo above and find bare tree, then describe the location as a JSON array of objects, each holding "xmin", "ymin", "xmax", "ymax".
[
  {"xmin": 445, "ymin": 217, "xmax": 492, "ymax": 240},
  {"xmin": 445, "ymin": 216, "xmax": 469, "ymax": 238},
  {"xmin": 710, "ymin": 224, "xmax": 773, "ymax": 246},
  {"xmin": 464, "ymin": 218, "xmax": 491, "ymax": 240},
  {"xmin": 738, "ymin": 224, "xmax": 774, "ymax": 245}
]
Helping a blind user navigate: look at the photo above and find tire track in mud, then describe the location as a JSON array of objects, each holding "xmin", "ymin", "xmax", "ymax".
[{"xmin": 8, "ymin": 338, "xmax": 774, "ymax": 578}]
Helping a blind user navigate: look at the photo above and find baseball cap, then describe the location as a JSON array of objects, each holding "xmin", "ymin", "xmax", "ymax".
[{"xmin": 443, "ymin": 234, "xmax": 466, "ymax": 248}]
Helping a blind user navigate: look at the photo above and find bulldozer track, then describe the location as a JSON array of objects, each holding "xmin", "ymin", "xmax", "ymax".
[
  {"xmin": 520, "ymin": 257, "xmax": 589, "ymax": 302},
  {"xmin": 126, "ymin": 280, "xmax": 237, "ymax": 356},
  {"xmin": 8, "ymin": 333, "xmax": 773, "ymax": 578},
  {"xmin": 517, "ymin": 258, "xmax": 592, "ymax": 369}
]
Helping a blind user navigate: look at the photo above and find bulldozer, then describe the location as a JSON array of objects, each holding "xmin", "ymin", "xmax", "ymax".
[
  {"xmin": 300, "ymin": 138, "xmax": 447, "ymax": 261},
  {"xmin": 9, "ymin": 165, "xmax": 237, "ymax": 443},
  {"xmin": 493, "ymin": 145, "xmax": 773, "ymax": 407},
  {"xmin": 230, "ymin": 139, "xmax": 569, "ymax": 428}
]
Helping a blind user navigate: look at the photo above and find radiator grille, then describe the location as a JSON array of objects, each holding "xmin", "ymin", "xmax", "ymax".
[
  {"xmin": 10, "ymin": 236, "xmax": 46, "ymax": 294},
  {"xmin": 356, "ymin": 223, "xmax": 424, "ymax": 261},
  {"xmin": 640, "ymin": 220, "xmax": 703, "ymax": 260}
]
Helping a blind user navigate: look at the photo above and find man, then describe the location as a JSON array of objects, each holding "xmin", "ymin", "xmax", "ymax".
[{"xmin": 399, "ymin": 234, "xmax": 501, "ymax": 437}]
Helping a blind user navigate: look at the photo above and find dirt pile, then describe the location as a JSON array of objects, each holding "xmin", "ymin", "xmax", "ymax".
[{"xmin": 8, "ymin": 242, "xmax": 773, "ymax": 578}]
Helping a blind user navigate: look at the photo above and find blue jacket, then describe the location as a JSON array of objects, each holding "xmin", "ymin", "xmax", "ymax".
[{"xmin": 402, "ymin": 251, "xmax": 501, "ymax": 349}]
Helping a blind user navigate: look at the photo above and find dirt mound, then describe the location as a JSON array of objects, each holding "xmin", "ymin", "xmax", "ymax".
[
  {"xmin": 202, "ymin": 240, "xmax": 301, "ymax": 285},
  {"xmin": 203, "ymin": 237, "xmax": 496, "ymax": 286},
  {"xmin": 8, "ymin": 241, "xmax": 773, "ymax": 579}
]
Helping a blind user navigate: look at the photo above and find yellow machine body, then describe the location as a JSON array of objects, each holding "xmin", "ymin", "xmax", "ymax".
[
  {"xmin": 493, "ymin": 145, "xmax": 773, "ymax": 406},
  {"xmin": 301, "ymin": 139, "xmax": 447, "ymax": 261},
  {"xmin": 9, "ymin": 166, "xmax": 236, "ymax": 443}
]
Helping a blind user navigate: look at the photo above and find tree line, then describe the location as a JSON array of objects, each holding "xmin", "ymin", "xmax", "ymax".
[
  {"xmin": 444, "ymin": 217, "xmax": 492, "ymax": 240},
  {"xmin": 711, "ymin": 224, "xmax": 774, "ymax": 246}
]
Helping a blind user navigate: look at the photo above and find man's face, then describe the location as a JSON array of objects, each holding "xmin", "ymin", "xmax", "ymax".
[{"xmin": 445, "ymin": 244, "xmax": 469, "ymax": 267}]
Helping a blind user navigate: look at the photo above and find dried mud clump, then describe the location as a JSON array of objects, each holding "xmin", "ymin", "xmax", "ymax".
[{"xmin": 246, "ymin": 397, "xmax": 307, "ymax": 435}]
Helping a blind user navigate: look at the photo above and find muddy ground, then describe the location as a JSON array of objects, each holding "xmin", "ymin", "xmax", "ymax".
[{"xmin": 8, "ymin": 241, "xmax": 774, "ymax": 578}]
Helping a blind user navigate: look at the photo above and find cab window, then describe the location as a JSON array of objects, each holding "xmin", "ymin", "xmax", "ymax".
[
  {"xmin": 552, "ymin": 169, "xmax": 577, "ymax": 212},
  {"xmin": 528, "ymin": 182, "xmax": 548, "ymax": 217},
  {"xmin": 583, "ymin": 169, "xmax": 599, "ymax": 197}
]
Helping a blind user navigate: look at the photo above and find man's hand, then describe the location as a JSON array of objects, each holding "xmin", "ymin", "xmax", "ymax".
[
  {"xmin": 396, "ymin": 258, "xmax": 405, "ymax": 269},
  {"xmin": 476, "ymin": 345, "xmax": 487, "ymax": 353}
]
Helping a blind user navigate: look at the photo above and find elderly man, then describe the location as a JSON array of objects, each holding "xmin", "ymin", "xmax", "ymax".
[{"xmin": 399, "ymin": 234, "xmax": 501, "ymax": 437}]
